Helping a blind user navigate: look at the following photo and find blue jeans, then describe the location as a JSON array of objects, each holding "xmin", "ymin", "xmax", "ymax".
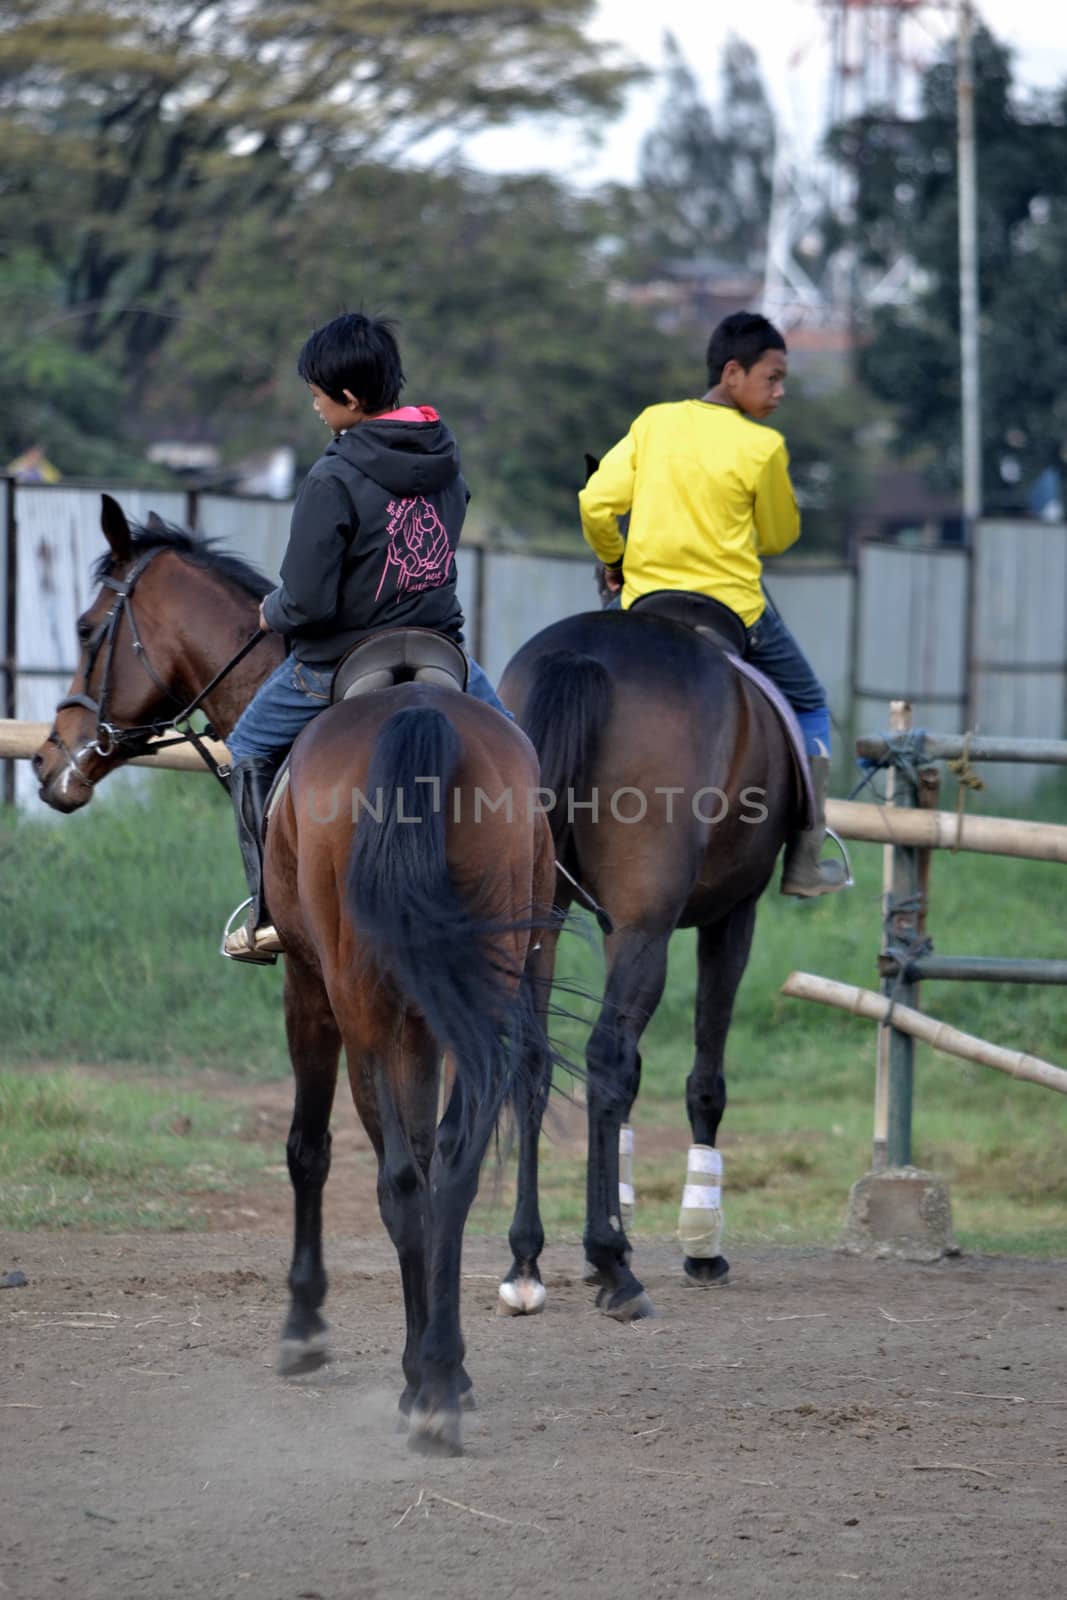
[
  {"xmin": 227, "ymin": 654, "xmax": 510, "ymax": 767},
  {"xmin": 467, "ymin": 659, "xmax": 512, "ymax": 716},
  {"xmin": 744, "ymin": 605, "xmax": 830, "ymax": 756}
]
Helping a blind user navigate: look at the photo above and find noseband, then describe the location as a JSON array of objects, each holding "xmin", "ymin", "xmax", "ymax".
[{"xmin": 50, "ymin": 546, "xmax": 265, "ymax": 790}]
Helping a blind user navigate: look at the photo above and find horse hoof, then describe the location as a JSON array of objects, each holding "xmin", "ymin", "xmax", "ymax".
[
  {"xmin": 460, "ymin": 1386, "xmax": 478, "ymax": 1413},
  {"xmin": 582, "ymin": 1251, "xmax": 630, "ymax": 1286},
  {"xmin": 497, "ymin": 1277, "xmax": 546, "ymax": 1316},
  {"xmin": 277, "ymin": 1328, "xmax": 330, "ymax": 1377},
  {"xmin": 683, "ymin": 1255, "xmax": 731, "ymax": 1288},
  {"xmin": 409, "ymin": 1408, "xmax": 463, "ymax": 1458},
  {"xmin": 597, "ymin": 1286, "xmax": 655, "ymax": 1323}
]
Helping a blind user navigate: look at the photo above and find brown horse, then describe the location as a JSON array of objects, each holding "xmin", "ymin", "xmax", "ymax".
[
  {"xmin": 33, "ymin": 496, "xmax": 554, "ymax": 1455},
  {"xmin": 494, "ymin": 606, "xmax": 798, "ymax": 1321}
]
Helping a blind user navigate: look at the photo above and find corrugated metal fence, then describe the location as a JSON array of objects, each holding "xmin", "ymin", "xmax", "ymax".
[{"xmin": 3, "ymin": 480, "xmax": 1065, "ymax": 806}]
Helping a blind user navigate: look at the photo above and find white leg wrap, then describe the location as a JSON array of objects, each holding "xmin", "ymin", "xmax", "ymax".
[
  {"xmin": 619, "ymin": 1124, "xmax": 635, "ymax": 1230},
  {"xmin": 677, "ymin": 1145, "xmax": 723, "ymax": 1258}
]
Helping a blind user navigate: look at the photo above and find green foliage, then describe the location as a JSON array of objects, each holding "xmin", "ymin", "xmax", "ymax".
[
  {"xmin": 773, "ymin": 379, "xmax": 887, "ymax": 554},
  {"xmin": 157, "ymin": 165, "xmax": 696, "ymax": 531},
  {"xmin": 0, "ymin": 0, "xmax": 631, "ymax": 382},
  {"xmin": 831, "ymin": 27, "xmax": 1067, "ymax": 506},
  {"xmin": 0, "ymin": 0, "xmax": 657, "ymax": 520},
  {"xmin": 0, "ymin": 252, "xmax": 166, "ymax": 475}
]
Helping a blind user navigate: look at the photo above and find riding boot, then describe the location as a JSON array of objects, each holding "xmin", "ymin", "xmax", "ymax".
[
  {"xmin": 222, "ymin": 758, "xmax": 284, "ymax": 963},
  {"xmin": 780, "ymin": 754, "xmax": 850, "ymax": 897}
]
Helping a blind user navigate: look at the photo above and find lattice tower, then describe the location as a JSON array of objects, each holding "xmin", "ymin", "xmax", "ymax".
[{"xmin": 764, "ymin": 0, "xmax": 951, "ymax": 332}]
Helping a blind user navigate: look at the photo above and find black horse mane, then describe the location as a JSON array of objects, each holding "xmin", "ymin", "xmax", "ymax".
[{"xmin": 92, "ymin": 518, "xmax": 273, "ymax": 601}]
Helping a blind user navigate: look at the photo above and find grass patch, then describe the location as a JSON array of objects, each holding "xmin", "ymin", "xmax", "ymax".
[
  {"xmin": 0, "ymin": 1068, "xmax": 268, "ymax": 1229},
  {"xmin": 0, "ymin": 777, "xmax": 289, "ymax": 1074},
  {"xmin": 3, "ymin": 773, "xmax": 1067, "ymax": 1254},
  {"xmin": 477, "ymin": 1089, "xmax": 1067, "ymax": 1259}
]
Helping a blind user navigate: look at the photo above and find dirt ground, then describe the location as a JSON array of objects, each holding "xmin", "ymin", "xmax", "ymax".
[{"xmin": 3, "ymin": 1223, "xmax": 1067, "ymax": 1600}]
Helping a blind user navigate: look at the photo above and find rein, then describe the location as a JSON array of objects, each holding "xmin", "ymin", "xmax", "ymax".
[{"xmin": 52, "ymin": 546, "xmax": 267, "ymax": 791}]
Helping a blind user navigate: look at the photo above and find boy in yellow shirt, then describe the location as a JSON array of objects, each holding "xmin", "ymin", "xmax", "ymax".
[{"xmin": 579, "ymin": 311, "xmax": 846, "ymax": 896}]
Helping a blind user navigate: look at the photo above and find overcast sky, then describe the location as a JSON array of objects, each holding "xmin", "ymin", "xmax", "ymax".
[{"xmin": 463, "ymin": 0, "xmax": 1067, "ymax": 183}]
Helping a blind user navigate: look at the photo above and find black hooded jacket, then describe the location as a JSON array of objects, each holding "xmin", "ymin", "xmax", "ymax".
[{"xmin": 261, "ymin": 407, "xmax": 467, "ymax": 663}]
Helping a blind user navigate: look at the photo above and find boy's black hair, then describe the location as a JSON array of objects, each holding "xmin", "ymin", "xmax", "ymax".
[
  {"xmin": 296, "ymin": 312, "xmax": 405, "ymax": 412},
  {"xmin": 706, "ymin": 312, "xmax": 786, "ymax": 387}
]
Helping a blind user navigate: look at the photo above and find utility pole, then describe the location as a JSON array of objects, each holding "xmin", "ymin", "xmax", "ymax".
[{"xmin": 957, "ymin": 0, "xmax": 982, "ymax": 544}]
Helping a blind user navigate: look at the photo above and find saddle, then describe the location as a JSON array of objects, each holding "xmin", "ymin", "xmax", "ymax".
[
  {"xmin": 630, "ymin": 589, "xmax": 814, "ymax": 828},
  {"xmin": 264, "ymin": 629, "xmax": 470, "ymax": 829},
  {"xmin": 630, "ymin": 589, "xmax": 747, "ymax": 656},
  {"xmin": 331, "ymin": 627, "xmax": 469, "ymax": 703}
]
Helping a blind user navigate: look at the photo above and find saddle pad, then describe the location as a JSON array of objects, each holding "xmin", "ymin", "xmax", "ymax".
[{"xmin": 727, "ymin": 653, "xmax": 815, "ymax": 830}]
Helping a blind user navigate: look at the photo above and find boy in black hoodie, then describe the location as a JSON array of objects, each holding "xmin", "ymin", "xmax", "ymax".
[{"xmin": 223, "ymin": 311, "xmax": 507, "ymax": 962}]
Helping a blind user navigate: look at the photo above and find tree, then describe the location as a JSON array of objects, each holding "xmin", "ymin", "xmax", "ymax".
[
  {"xmin": 0, "ymin": 250, "xmax": 162, "ymax": 476},
  {"xmin": 152, "ymin": 164, "xmax": 694, "ymax": 532},
  {"xmin": 829, "ymin": 28, "xmax": 1067, "ymax": 507},
  {"xmin": 0, "ymin": 0, "xmax": 632, "ymax": 396},
  {"xmin": 775, "ymin": 379, "xmax": 887, "ymax": 555},
  {"xmin": 624, "ymin": 32, "xmax": 775, "ymax": 273}
]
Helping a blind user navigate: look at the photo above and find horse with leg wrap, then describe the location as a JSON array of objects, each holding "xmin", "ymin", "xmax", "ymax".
[{"xmin": 495, "ymin": 604, "xmax": 800, "ymax": 1321}]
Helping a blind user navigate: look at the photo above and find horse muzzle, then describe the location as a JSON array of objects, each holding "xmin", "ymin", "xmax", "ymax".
[{"xmin": 32, "ymin": 741, "xmax": 96, "ymax": 813}]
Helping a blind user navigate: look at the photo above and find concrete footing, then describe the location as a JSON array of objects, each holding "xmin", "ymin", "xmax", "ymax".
[{"xmin": 842, "ymin": 1166, "xmax": 958, "ymax": 1262}]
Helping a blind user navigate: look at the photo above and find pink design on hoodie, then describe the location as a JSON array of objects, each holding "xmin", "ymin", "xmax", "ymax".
[{"xmin": 375, "ymin": 496, "xmax": 453, "ymax": 601}]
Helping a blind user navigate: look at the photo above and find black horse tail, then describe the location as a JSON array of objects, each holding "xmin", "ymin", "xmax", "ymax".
[
  {"xmin": 346, "ymin": 705, "xmax": 535, "ymax": 1175},
  {"xmin": 520, "ymin": 649, "xmax": 613, "ymax": 860}
]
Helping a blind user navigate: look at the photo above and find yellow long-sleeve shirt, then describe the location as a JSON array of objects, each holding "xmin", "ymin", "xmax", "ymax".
[{"xmin": 578, "ymin": 400, "xmax": 800, "ymax": 627}]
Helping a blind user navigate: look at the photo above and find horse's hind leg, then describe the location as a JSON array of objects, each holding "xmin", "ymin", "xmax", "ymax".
[
  {"xmin": 682, "ymin": 898, "xmax": 759, "ymax": 1288},
  {"xmin": 409, "ymin": 1086, "xmax": 496, "ymax": 1458},
  {"xmin": 356, "ymin": 1044, "xmax": 438, "ymax": 1425},
  {"xmin": 278, "ymin": 957, "xmax": 341, "ymax": 1376},
  {"xmin": 585, "ymin": 926, "xmax": 670, "ymax": 1321},
  {"xmin": 498, "ymin": 929, "xmax": 560, "ymax": 1317}
]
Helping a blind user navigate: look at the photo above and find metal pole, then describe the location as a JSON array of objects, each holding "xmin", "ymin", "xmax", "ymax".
[
  {"xmin": 958, "ymin": 0, "xmax": 982, "ymax": 728},
  {"xmin": 856, "ymin": 732, "xmax": 1067, "ymax": 765},
  {"xmin": 3, "ymin": 479, "xmax": 17, "ymax": 807},
  {"xmin": 889, "ymin": 956, "xmax": 1067, "ymax": 986},
  {"xmin": 883, "ymin": 697, "xmax": 921, "ymax": 1164},
  {"xmin": 958, "ymin": 0, "xmax": 982, "ymax": 543},
  {"xmin": 872, "ymin": 700, "xmax": 910, "ymax": 1171},
  {"xmin": 881, "ymin": 702, "xmax": 921, "ymax": 1168}
]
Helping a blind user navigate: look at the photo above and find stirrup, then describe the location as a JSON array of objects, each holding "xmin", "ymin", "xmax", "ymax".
[
  {"xmin": 824, "ymin": 827, "xmax": 854, "ymax": 889},
  {"xmin": 220, "ymin": 898, "xmax": 281, "ymax": 965}
]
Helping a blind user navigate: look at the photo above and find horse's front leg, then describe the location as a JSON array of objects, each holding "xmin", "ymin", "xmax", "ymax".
[
  {"xmin": 682, "ymin": 900, "xmax": 758, "ymax": 1288},
  {"xmin": 584, "ymin": 926, "xmax": 670, "ymax": 1321},
  {"xmin": 498, "ymin": 930, "xmax": 560, "ymax": 1317},
  {"xmin": 278, "ymin": 956, "xmax": 341, "ymax": 1375}
]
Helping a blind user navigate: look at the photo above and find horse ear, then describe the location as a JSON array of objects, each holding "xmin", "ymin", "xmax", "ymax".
[
  {"xmin": 100, "ymin": 494, "xmax": 133, "ymax": 562},
  {"xmin": 583, "ymin": 452, "xmax": 600, "ymax": 484},
  {"xmin": 145, "ymin": 510, "xmax": 168, "ymax": 534}
]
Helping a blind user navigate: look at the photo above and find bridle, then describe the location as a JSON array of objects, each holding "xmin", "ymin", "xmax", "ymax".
[{"xmin": 50, "ymin": 546, "xmax": 266, "ymax": 791}]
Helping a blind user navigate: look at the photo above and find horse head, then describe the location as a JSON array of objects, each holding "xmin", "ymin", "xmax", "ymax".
[{"xmin": 33, "ymin": 494, "xmax": 273, "ymax": 812}]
